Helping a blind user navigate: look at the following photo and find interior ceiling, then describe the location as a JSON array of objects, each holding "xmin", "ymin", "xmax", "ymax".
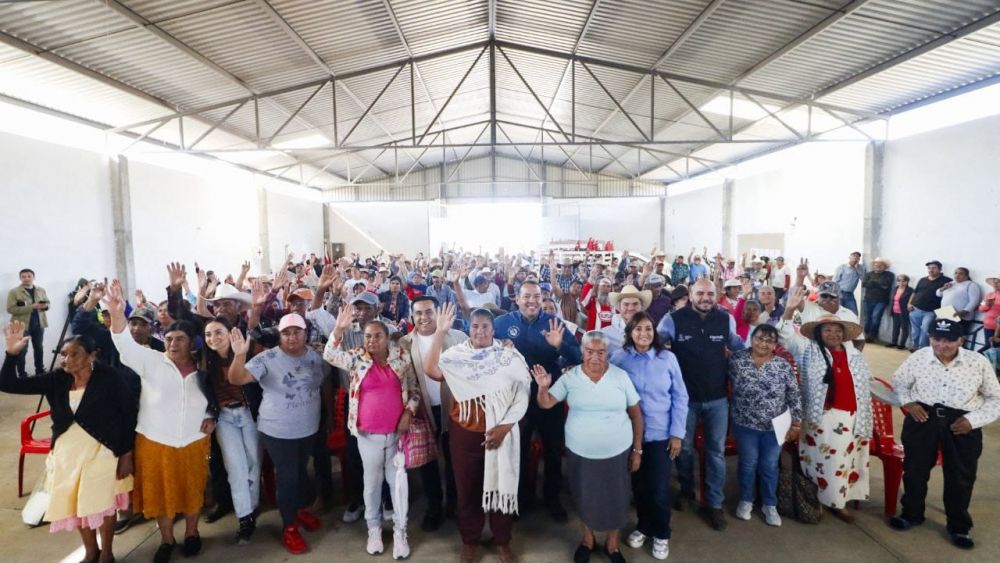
[{"xmin": 1, "ymin": 0, "xmax": 999, "ymax": 189}]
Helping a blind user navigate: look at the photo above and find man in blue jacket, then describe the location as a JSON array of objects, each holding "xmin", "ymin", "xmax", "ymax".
[{"xmin": 494, "ymin": 280, "xmax": 582, "ymax": 522}]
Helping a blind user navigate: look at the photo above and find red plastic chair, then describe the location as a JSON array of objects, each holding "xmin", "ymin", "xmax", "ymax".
[
  {"xmin": 19, "ymin": 410, "xmax": 52, "ymax": 497},
  {"xmin": 870, "ymin": 377, "xmax": 905, "ymax": 517}
]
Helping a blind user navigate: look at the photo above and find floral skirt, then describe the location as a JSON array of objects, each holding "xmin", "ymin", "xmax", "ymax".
[
  {"xmin": 133, "ymin": 433, "xmax": 210, "ymax": 518},
  {"xmin": 799, "ymin": 408, "xmax": 870, "ymax": 509},
  {"xmin": 46, "ymin": 423, "xmax": 132, "ymax": 533}
]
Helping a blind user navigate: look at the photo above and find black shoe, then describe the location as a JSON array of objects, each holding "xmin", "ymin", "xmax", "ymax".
[
  {"xmin": 950, "ymin": 533, "xmax": 974, "ymax": 549},
  {"xmin": 181, "ymin": 535, "xmax": 202, "ymax": 557},
  {"xmin": 153, "ymin": 543, "xmax": 175, "ymax": 563},
  {"xmin": 889, "ymin": 516, "xmax": 916, "ymax": 530},
  {"xmin": 604, "ymin": 546, "xmax": 627, "ymax": 563},
  {"xmin": 673, "ymin": 490, "xmax": 695, "ymax": 512},
  {"xmin": 706, "ymin": 507, "xmax": 728, "ymax": 531},
  {"xmin": 573, "ymin": 544, "xmax": 593, "ymax": 563},
  {"xmin": 547, "ymin": 501, "xmax": 569, "ymax": 524},
  {"xmin": 114, "ymin": 513, "xmax": 140, "ymax": 535},
  {"xmin": 421, "ymin": 510, "xmax": 444, "ymax": 532},
  {"xmin": 204, "ymin": 504, "xmax": 232, "ymax": 524},
  {"xmin": 236, "ymin": 515, "xmax": 256, "ymax": 545}
]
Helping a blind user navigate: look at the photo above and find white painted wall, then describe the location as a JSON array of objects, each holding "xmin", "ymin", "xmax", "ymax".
[
  {"xmin": 0, "ymin": 131, "xmax": 116, "ymax": 359},
  {"xmin": 267, "ymin": 189, "xmax": 325, "ymax": 267},
  {"xmin": 328, "ymin": 201, "xmax": 430, "ymax": 258},
  {"xmin": 881, "ymin": 113, "xmax": 1000, "ymax": 286},
  {"xmin": 664, "ymin": 184, "xmax": 724, "ymax": 256},
  {"xmin": 544, "ymin": 197, "xmax": 662, "ymax": 253}
]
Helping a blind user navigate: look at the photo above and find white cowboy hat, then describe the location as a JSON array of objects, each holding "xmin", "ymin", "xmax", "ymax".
[
  {"xmin": 800, "ymin": 314, "xmax": 863, "ymax": 342},
  {"xmin": 871, "ymin": 256, "xmax": 892, "ymax": 267},
  {"xmin": 608, "ymin": 285, "xmax": 652, "ymax": 311},
  {"xmin": 206, "ymin": 283, "xmax": 252, "ymax": 305}
]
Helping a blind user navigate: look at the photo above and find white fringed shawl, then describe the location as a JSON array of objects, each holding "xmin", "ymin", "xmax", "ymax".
[{"xmin": 439, "ymin": 339, "xmax": 530, "ymax": 514}]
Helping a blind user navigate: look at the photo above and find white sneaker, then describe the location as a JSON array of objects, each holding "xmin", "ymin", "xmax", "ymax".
[
  {"xmin": 762, "ymin": 505, "xmax": 782, "ymax": 527},
  {"xmin": 392, "ymin": 527, "xmax": 410, "ymax": 560},
  {"xmin": 651, "ymin": 538, "xmax": 670, "ymax": 560},
  {"xmin": 626, "ymin": 530, "xmax": 647, "ymax": 549},
  {"xmin": 735, "ymin": 501, "xmax": 753, "ymax": 521},
  {"xmin": 343, "ymin": 504, "xmax": 363, "ymax": 523},
  {"xmin": 367, "ymin": 526, "xmax": 384, "ymax": 555},
  {"xmin": 383, "ymin": 508, "xmax": 394, "ymax": 522}
]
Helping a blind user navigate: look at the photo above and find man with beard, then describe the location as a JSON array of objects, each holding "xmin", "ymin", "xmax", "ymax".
[
  {"xmin": 580, "ymin": 273, "xmax": 614, "ymax": 331},
  {"xmin": 657, "ymin": 279, "xmax": 744, "ymax": 531}
]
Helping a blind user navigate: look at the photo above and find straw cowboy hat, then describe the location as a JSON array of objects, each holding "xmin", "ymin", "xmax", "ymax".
[
  {"xmin": 608, "ymin": 285, "xmax": 652, "ymax": 311},
  {"xmin": 985, "ymin": 275, "xmax": 1000, "ymax": 285},
  {"xmin": 800, "ymin": 314, "xmax": 863, "ymax": 341},
  {"xmin": 871, "ymin": 256, "xmax": 892, "ymax": 267},
  {"xmin": 206, "ymin": 283, "xmax": 252, "ymax": 305}
]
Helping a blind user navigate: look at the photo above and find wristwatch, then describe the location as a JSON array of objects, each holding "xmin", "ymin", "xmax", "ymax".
[{"xmin": 632, "ymin": 448, "xmax": 643, "ymax": 455}]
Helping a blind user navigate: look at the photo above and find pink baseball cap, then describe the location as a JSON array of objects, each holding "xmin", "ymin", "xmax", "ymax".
[{"xmin": 278, "ymin": 313, "xmax": 306, "ymax": 332}]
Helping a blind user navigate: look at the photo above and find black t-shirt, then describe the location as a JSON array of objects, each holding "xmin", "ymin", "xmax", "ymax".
[{"xmin": 910, "ymin": 275, "xmax": 952, "ymax": 311}]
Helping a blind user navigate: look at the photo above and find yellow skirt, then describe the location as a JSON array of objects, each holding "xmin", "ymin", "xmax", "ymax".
[
  {"xmin": 133, "ymin": 433, "xmax": 210, "ymax": 519},
  {"xmin": 46, "ymin": 423, "xmax": 133, "ymax": 532}
]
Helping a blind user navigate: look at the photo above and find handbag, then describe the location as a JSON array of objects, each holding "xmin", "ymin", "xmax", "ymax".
[
  {"xmin": 777, "ymin": 448, "xmax": 823, "ymax": 524},
  {"xmin": 399, "ymin": 415, "xmax": 438, "ymax": 469},
  {"xmin": 22, "ymin": 456, "xmax": 52, "ymax": 527}
]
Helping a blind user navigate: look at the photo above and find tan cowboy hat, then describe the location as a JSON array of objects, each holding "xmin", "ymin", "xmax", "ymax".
[
  {"xmin": 608, "ymin": 285, "xmax": 652, "ymax": 311},
  {"xmin": 800, "ymin": 314, "xmax": 863, "ymax": 341},
  {"xmin": 986, "ymin": 275, "xmax": 1000, "ymax": 285},
  {"xmin": 871, "ymin": 256, "xmax": 892, "ymax": 267},
  {"xmin": 206, "ymin": 283, "xmax": 252, "ymax": 305}
]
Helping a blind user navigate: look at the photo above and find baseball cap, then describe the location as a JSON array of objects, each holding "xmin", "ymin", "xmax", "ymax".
[
  {"xmin": 818, "ymin": 280, "xmax": 841, "ymax": 297},
  {"xmin": 350, "ymin": 292, "xmax": 378, "ymax": 307},
  {"xmin": 430, "ymin": 269, "xmax": 444, "ymax": 278},
  {"xmin": 128, "ymin": 305, "xmax": 156, "ymax": 324},
  {"xmin": 288, "ymin": 287, "xmax": 315, "ymax": 301},
  {"xmin": 928, "ymin": 318, "xmax": 963, "ymax": 341},
  {"xmin": 646, "ymin": 274, "xmax": 666, "ymax": 286},
  {"xmin": 278, "ymin": 313, "xmax": 306, "ymax": 332},
  {"xmin": 723, "ymin": 278, "xmax": 741, "ymax": 289},
  {"xmin": 473, "ymin": 275, "xmax": 488, "ymax": 286},
  {"xmin": 925, "ymin": 260, "xmax": 943, "ymax": 269},
  {"xmin": 539, "ymin": 282, "xmax": 553, "ymax": 292}
]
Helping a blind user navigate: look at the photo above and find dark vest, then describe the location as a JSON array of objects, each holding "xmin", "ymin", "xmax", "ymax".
[{"xmin": 670, "ymin": 306, "xmax": 731, "ymax": 402}]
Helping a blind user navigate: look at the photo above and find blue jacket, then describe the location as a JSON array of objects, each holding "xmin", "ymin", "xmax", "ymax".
[{"xmin": 494, "ymin": 310, "xmax": 581, "ymax": 410}]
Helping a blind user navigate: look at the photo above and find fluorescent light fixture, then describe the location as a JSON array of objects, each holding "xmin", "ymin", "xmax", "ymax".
[
  {"xmin": 273, "ymin": 133, "xmax": 332, "ymax": 149},
  {"xmin": 700, "ymin": 95, "xmax": 782, "ymax": 121}
]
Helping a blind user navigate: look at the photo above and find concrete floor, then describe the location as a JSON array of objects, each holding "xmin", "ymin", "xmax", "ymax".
[{"xmin": 1, "ymin": 345, "xmax": 997, "ymax": 563}]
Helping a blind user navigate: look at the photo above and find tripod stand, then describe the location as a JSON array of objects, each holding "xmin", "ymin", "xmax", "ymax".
[{"xmin": 29, "ymin": 296, "xmax": 77, "ymax": 430}]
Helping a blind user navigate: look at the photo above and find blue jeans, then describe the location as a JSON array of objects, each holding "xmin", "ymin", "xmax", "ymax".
[
  {"xmin": 678, "ymin": 397, "xmax": 728, "ymax": 509},
  {"xmin": 862, "ymin": 300, "xmax": 887, "ymax": 336},
  {"xmin": 840, "ymin": 291, "xmax": 859, "ymax": 315},
  {"xmin": 215, "ymin": 406, "xmax": 261, "ymax": 518},
  {"xmin": 909, "ymin": 308, "xmax": 935, "ymax": 349},
  {"xmin": 733, "ymin": 425, "xmax": 781, "ymax": 507}
]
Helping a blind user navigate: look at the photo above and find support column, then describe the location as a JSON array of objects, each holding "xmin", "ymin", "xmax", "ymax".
[
  {"xmin": 863, "ymin": 141, "xmax": 885, "ymax": 261},
  {"xmin": 257, "ymin": 186, "xmax": 271, "ymax": 274},
  {"xmin": 322, "ymin": 202, "xmax": 331, "ymax": 256},
  {"xmin": 659, "ymin": 194, "xmax": 667, "ymax": 252},
  {"xmin": 109, "ymin": 155, "xmax": 136, "ymax": 296},
  {"xmin": 721, "ymin": 178, "xmax": 735, "ymax": 257}
]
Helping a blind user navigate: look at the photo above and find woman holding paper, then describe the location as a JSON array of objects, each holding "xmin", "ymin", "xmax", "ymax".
[{"xmin": 728, "ymin": 323, "xmax": 801, "ymax": 527}]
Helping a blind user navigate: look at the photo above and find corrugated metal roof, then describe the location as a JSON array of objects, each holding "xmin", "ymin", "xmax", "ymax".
[{"xmin": 2, "ymin": 0, "xmax": 999, "ymax": 192}]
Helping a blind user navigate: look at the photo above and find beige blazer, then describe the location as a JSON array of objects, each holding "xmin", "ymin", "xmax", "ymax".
[
  {"xmin": 6, "ymin": 285, "xmax": 49, "ymax": 328},
  {"xmin": 398, "ymin": 329, "xmax": 468, "ymax": 434}
]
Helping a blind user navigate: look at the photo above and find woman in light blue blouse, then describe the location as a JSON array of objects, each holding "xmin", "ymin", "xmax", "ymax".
[
  {"xmin": 610, "ymin": 311, "xmax": 688, "ymax": 561},
  {"xmin": 534, "ymin": 331, "xmax": 642, "ymax": 563},
  {"xmin": 728, "ymin": 323, "xmax": 802, "ymax": 527}
]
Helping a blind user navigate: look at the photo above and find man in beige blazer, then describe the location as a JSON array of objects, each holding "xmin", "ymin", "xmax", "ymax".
[
  {"xmin": 397, "ymin": 295, "xmax": 467, "ymax": 532},
  {"xmin": 6, "ymin": 268, "xmax": 49, "ymax": 376}
]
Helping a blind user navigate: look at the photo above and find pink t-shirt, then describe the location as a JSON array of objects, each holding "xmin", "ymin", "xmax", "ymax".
[
  {"xmin": 980, "ymin": 291, "xmax": 1000, "ymax": 330},
  {"xmin": 357, "ymin": 362, "xmax": 404, "ymax": 434}
]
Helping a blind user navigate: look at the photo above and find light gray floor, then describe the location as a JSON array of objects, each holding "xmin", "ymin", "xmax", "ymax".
[{"xmin": 1, "ymin": 346, "xmax": 996, "ymax": 562}]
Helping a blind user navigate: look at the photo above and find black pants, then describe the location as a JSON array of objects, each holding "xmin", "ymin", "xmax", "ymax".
[
  {"xmin": 311, "ymin": 425, "xmax": 333, "ymax": 503},
  {"xmin": 419, "ymin": 405, "xmax": 457, "ymax": 514},
  {"xmin": 260, "ymin": 433, "xmax": 313, "ymax": 527},
  {"xmin": 16, "ymin": 321, "xmax": 44, "ymax": 376},
  {"xmin": 209, "ymin": 433, "xmax": 233, "ymax": 511},
  {"xmin": 773, "ymin": 287, "xmax": 785, "ymax": 301},
  {"xmin": 518, "ymin": 405, "xmax": 566, "ymax": 504},
  {"xmin": 900, "ymin": 405, "xmax": 983, "ymax": 535},
  {"xmin": 891, "ymin": 312, "xmax": 910, "ymax": 347},
  {"xmin": 632, "ymin": 439, "xmax": 673, "ymax": 540}
]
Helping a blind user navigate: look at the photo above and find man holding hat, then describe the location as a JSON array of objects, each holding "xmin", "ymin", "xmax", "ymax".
[
  {"xmin": 909, "ymin": 261, "xmax": 953, "ymax": 350},
  {"xmin": 890, "ymin": 318, "xmax": 1000, "ymax": 549},
  {"xmin": 602, "ymin": 285, "xmax": 652, "ymax": 356}
]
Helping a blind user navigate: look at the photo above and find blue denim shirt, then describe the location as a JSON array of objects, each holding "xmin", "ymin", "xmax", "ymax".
[
  {"xmin": 494, "ymin": 311, "xmax": 582, "ymax": 387},
  {"xmin": 611, "ymin": 347, "xmax": 689, "ymax": 442}
]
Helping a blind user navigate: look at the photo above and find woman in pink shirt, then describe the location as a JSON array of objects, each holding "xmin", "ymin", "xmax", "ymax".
[
  {"xmin": 325, "ymin": 308, "xmax": 420, "ymax": 560},
  {"xmin": 979, "ymin": 276, "xmax": 1000, "ymax": 351}
]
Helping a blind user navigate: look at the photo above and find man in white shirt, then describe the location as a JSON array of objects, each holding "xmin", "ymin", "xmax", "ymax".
[
  {"xmin": 600, "ymin": 285, "xmax": 651, "ymax": 356},
  {"xmin": 769, "ymin": 256, "xmax": 791, "ymax": 300},
  {"xmin": 890, "ymin": 318, "xmax": 1000, "ymax": 550},
  {"xmin": 936, "ymin": 267, "xmax": 983, "ymax": 321},
  {"xmin": 462, "ymin": 275, "xmax": 500, "ymax": 311}
]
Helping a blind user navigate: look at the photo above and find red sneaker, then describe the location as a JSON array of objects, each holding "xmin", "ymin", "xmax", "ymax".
[
  {"xmin": 295, "ymin": 508, "xmax": 322, "ymax": 532},
  {"xmin": 282, "ymin": 525, "xmax": 308, "ymax": 554}
]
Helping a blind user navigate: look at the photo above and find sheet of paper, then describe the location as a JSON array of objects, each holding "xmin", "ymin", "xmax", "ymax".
[{"xmin": 772, "ymin": 409, "xmax": 792, "ymax": 445}]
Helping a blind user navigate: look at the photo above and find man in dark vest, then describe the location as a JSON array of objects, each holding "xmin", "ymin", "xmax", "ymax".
[{"xmin": 657, "ymin": 278, "xmax": 744, "ymax": 531}]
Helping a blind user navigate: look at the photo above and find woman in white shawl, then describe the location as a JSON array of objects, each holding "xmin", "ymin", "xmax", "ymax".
[
  {"xmin": 424, "ymin": 303, "xmax": 530, "ymax": 563},
  {"xmin": 778, "ymin": 287, "xmax": 873, "ymax": 523}
]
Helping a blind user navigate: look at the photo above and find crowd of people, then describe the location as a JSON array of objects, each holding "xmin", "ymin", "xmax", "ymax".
[{"xmin": 3, "ymin": 246, "xmax": 1000, "ymax": 562}]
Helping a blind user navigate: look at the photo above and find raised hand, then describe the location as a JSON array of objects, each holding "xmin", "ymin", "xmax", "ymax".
[
  {"xmin": 135, "ymin": 288, "xmax": 146, "ymax": 306},
  {"xmin": 229, "ymin": 327, "xmax": 250, "ymax": 355},
  {"xmin": 87, "ymin": 279, "xmax": 108, "ymax": 305},
  {"xmin": 240, "ymin": 260, "xmax": 251, "ymax": 274},
  {"xmin": 273, "ymin": 267, "xmax": 290, "ymax": 292},
  {"xmin": 4, "ymin": 321, "xmax": 30, "ymax": 355},
  {"xmin": 167, "ymin": 262, "xmax": 187, "ymax": 290},
  {"xmin": 103, "ymin": 279, "xmax": 127, "ymax": 322},
  {"xmin": 531, "ymin": 364, "xmax": 552, "ymax": 388},
  {"xmin": 437, "ymin": 302, "xmax": 456, "ymax": 334},
  {"xmin": 543, "ymin": 318, "xmax": 565, "ymax": 349},
  {"xmin": 786, "ymin": 285, "xmax": 806, "ymax": 311},
  {"xmin": 197, "ymin": 268, "xmax": 208, "ymax": 293},
  {"xmin": 335, "ymin": 304, "xmax": 355, "ymax": 330},
  {"xmin": 318, "ymin": 264, "xmax": 336, "ymax": 289},
  {"xmin": 250, "ymin": 279, "xmax": 268, "ymax": 307}
]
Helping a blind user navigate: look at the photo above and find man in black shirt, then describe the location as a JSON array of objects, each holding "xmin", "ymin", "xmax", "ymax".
[{"xmin": 909, "ymin": 260, "xmax": 952, "ymax": 350}]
